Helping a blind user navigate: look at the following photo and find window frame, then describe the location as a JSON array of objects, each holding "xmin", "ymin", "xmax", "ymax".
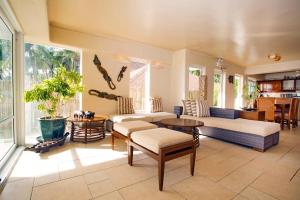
[
  {"xmin": 234, "ymin": 74, "xmax": 243, "ymax": 109},
  {"xmin": 0, "ymin": 8, "xmax": 17, "ymax": 170}
]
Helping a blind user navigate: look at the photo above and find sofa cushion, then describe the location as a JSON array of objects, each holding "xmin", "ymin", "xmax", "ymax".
[
  {"xmin": 109, "ymin": 114, "xmax": 152, "ymax": 123},
  {"xmin": 131, "ymin": 128, "xmax": 193, "ymax": 153},
  {"xmin": 181, "ymin": 115, "xmax": 280, "ymax": 137},
  {"xmin": 147, "ymin": 112, "xmax": 177, "ymax": 122},
  {"xmin": 113, "ymin": 121, "xmax": 157, "ymax": 136}
]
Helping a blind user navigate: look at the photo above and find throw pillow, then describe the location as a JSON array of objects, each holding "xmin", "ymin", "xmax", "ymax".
[
  {"xmin": 117, "ymin": 97, "xmax": 135, "ymax": 114},
  {"xmin": 150, "ymin": 97, "xmax": 163, "ymax": 112},
  {"xmin": 198, "ymin": 100, "xmax": 210, "ymax": 117},
  {"xmin": 182, "ymin": 100, "xmax": 198, "ymax": 117}
]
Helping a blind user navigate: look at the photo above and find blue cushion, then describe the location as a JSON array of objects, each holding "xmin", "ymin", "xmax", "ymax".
[{"xmin": 209, "ymin": 107, "xmax": 240, "ymax": 119}]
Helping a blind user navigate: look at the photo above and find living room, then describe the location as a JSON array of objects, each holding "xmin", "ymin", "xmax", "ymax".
[{"xmin": 0, "ymin": 0, "xmax": 300, "ymax": 200}]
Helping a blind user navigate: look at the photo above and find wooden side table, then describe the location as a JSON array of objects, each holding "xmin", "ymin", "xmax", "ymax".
[
  {"xmin": 240, "ymin": 110, "xmax": 265, "ymax": 121},
  {"xmin": 68, "ymin": 117, "xmax": 106, "ymax": 143}
]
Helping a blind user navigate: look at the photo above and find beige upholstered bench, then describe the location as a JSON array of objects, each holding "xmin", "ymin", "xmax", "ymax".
[
  {"xmin": 111, "ymin": 121, "xmax": 158, "ymax": 149},
  {"xmin": 128, "ymin": 128, "xmax": 196, "ymax": 191}
]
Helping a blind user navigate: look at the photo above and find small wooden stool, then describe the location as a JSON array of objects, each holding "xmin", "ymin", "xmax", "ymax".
[{"xmin": 128, "ymin": 128, "xmax": 196, "ymax": 191}]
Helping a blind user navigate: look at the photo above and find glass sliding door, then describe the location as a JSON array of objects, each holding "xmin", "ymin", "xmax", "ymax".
[
  {"xmin": 234, "ymin": 75, "xmax": 243, "ymax": 109},
  {"xmin": 0, "ymin": 16, "xmax": 15, "ymax": 161}
]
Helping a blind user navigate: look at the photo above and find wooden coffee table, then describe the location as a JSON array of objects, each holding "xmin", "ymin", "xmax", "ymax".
[
  {"xmin": 68, "ymin": 117, "xmax": 106, "ymax": 143},
  {"xmin": 159, "ymin": 118, "xmax": 204, "ymax": 147}
]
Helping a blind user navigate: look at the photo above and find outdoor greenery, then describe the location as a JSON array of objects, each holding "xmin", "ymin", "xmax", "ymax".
[
  {"xmin": 24, "ymin": 66, "xmax": 83, "ymax": 119},
  {"xmin": 213, "ymin": 73, "xmax": 222, "ymax": 106},
  {"xmin": 242, "ymin": 82, "xmax": 259, "ymax": 108}
]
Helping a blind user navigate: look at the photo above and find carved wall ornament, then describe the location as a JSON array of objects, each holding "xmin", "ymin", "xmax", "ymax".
[
  {"xmin": 117, "ymin": 66, "xmax": 127, "ymax": 82},
  {"xmin": 88, "ymin": 89, "xmax": 121, "ymax": 101},
  {"xmin": 93, "ymin": 55, "xmax": 116, "ymax": 90}
]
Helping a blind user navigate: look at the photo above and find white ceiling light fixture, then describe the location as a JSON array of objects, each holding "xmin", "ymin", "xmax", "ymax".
[{"xmin": 216, "ymin": 58, "xmax": 226, "ymax": 71}]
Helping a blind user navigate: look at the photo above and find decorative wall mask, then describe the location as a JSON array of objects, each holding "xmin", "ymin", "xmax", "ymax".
[
  {"xmin": 117, "ymin": 66, "xmax": 127, "ymax": 82},
  {"xmin": 88, "ymin": 89, "xmax": 121, "ymax": 101},
  {"xmin": 93, "ymin": 55, "xmax": 116, "ymax": 90}
]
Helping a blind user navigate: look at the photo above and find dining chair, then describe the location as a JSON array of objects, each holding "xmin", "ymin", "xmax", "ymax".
[
  {"xmin": 275, "ymin": 98, "xmax": 298, "ymax": 129},
  {"xmin": 257, "ymin": 97, "xmax": 276, "ymax": 121},
  {"xmin": 292, "ymin": 99, "xmax": 299, "ymax": 127}
]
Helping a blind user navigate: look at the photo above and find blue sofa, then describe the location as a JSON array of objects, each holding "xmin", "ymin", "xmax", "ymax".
[{"xmin": 181, "ymin": 107, "xmax": 280, "ymax": 151}]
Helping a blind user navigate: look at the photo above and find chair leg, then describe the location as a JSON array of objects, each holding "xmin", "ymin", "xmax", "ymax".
[
  {"xmin": 190, "ymin": 146, "xmax": 196, "ymax": 176},
  {"xmin": 158, "ymin": 153, "xmax": 165, "ymax": 191},
  {"xmin": 111, "ymin": 133, "xmax": 115, "ymax": 150},
  {"xmin": 128, "ymin": 143, "xmax": 133, "ymax": 166}
]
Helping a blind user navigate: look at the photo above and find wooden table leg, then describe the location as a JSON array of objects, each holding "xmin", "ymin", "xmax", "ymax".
[
  {"xmin": 280, "ymin": 104, "xmax": 285, "ymax": 130},
  {"xmin": 192, "ymin": 127, "xmax": 200, "ymax": 148}
]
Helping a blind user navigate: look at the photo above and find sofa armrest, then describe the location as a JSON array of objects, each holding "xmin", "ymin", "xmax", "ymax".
[{"xmin": 209, "ymin": 107, "xmax": 240, "ymax": 119}]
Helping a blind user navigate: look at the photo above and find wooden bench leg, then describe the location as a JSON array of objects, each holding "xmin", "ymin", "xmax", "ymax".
[
  {"xmin": 128, "ymin": 143, "xmax": 133, "ymax": 166},
  {"xmin": 158, "ymin": 151, "xmax": 165, "ymax": 191},
  {"xmin": 111, "ymin": 133, "xmax": 115, "ymax": 150},
  {"xmin": 190, "ymin": 145, "xmax": 196, "ymax": 176}
]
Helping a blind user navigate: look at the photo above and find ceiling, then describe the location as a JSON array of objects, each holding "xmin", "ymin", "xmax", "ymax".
[{"xmin": 47, "ymin": 0, "xmax": 300, "ymax": 67}]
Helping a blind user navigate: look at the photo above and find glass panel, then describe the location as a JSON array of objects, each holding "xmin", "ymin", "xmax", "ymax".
[
  {"xmin": 188, "ymin": 67, "xmax": 201, "ymax": 99},
  {"xmin": 24, "ymin": 43, "xmax": 80, "ymax": 144},
  {"xmin": 234, "ymin": 75, "xmax": 242, "ymax": 108},
  {"xmin": 213, "ymin": 72, "xmax": 222, "ymax": 107},
  {"xmin": 0, "ymin": 17, "xmax": 13, "ymax": 121},
  {"xmin": 129, "ymin": 62, "xmax": 147, "ymax": 111},
  {"xmin": 0, "ymin": 119, "xmax": 14, "ymax": 161}
]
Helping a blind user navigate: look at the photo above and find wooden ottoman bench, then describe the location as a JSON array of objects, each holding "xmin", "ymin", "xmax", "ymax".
[
  {"xmin": 112, "ymin": 120, "xmax": 158, "ymax": 150},
  {"xmin": 128, "ymin": 128, "xmax": 196, "ymax": 191}
]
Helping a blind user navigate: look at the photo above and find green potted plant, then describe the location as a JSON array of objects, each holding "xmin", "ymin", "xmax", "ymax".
[
  {"xmin": 24, "ymin": 66, "xmax": 83, "ymax": 141},
  {"xmin": 242, "ymin": 83, "xmax": 259, "ymax": 109}
]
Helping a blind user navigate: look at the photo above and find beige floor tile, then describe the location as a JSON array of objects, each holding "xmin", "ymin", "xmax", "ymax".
[
  {"xmin": 251, "ymin": 172, "xmax": 300, "ymax": 200},
  {"xmin": 119, "ymin": 177, "xmax": 184, "ymax": 200},
  {"xmin": 195, "ymin": 156, "xmax": 248, "ymax": 182},
  {"xmin": 219, "ymin": 165, "xmax": 263, "ymax": 193},
  {"xmin": 172, "ymin": 175, "xmax": 236, "ymax": 200},
  {"xmin": 93, "ymin": 191, "xmax": 124, "ymax": 200},
  {"xmin": 84, "ymin": 170, "xmax": 109, "ymax": 184},
  {"xmin": 34, "ymin": 172, "xmax": 60, "ymax": 186},
  {"xmin": 88, "ymin": 179, "xmax": 117, "ymax": 198},
  {"xmin": 31, "ymin": 176, "xmax": 91, "ymax": 200},
  {"xmin": 240, "ymin": 187, "xmax": 277, "ymax": 200},
  {"xmin": 164, "ymin": 165, "xmax": 192, "ymax": 186},
  {"xmin": 104, "ymin": 159, "xmax": 157, "ymax": 189},
  {"xmin": 0, "ymin": 178, "xmax": 33, "ymax": 200},
  {"xmin": 232, "ymin": 195, "xmax": 248, "ymax": 200}
]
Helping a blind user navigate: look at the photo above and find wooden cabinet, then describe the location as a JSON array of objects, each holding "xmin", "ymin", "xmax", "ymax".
[
  {"xmin": 258, "ymin": 80, "xmax": 281, "ymax": 92},
  {"xmin": 282, "ymin": 80, "xmax": 295, "ymax": 91},
  {"xmin": 296, "ymin": 80, "xmax": 300, "ymax": 90}
]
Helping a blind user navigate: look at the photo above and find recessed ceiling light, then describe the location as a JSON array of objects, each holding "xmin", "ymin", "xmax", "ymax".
[{"xmin": 268, "ymin": 53, "xmax": 281, "ymax": 61}]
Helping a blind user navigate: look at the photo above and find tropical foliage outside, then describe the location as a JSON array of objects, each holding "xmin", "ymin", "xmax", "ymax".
[{"xmin": 24, "ymin": 43, "xmax": 80, "ymax": 143}]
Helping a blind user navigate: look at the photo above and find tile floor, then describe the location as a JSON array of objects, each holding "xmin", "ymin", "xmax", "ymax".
[{"xmin": 1, "ymin": 127, "xmax": 300, "ymax": 200}]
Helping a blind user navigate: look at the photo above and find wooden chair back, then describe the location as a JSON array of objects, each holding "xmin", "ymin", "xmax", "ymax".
[
  {"xmin": 292, "ymin": 98, "xmax": 299, "ymax": 121},
  {"xmin": 257, "ymin": 97, "xmax": 276, "ymax": 121}
]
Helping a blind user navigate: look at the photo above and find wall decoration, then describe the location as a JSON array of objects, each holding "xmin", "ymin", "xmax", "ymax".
[
  {"xmin": 88, "ymin": 89, "xmax": 121, "ymax": 101},
  {"xmin": 228, "ymin": 75, "xmax": 234, "ymax": 84},
  {"xmin": 93, "ymin": 55, "xmax": 116, "ymax": 90},
  {"xmin": 117, "ymin": 66, "xmax": 127, "ymax": 82}
]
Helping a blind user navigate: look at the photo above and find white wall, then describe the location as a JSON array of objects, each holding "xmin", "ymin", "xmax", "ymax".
[
  {"xmin": 171, "ymin": 49, "xmax": 245, "ymax": 109},
  {"xmin": 50, "ymin": 26, "xmax": 173, "ymax": 115}
]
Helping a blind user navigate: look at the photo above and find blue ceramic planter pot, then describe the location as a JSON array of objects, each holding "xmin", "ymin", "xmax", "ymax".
[{"xmin": 39, "ymin": 117, "xmax": 67, "ymax": 140}]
